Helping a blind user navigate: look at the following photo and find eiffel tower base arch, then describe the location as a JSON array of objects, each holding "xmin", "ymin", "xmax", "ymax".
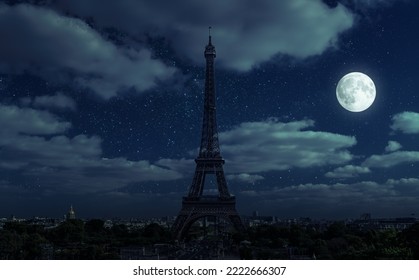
[{"xmin": 172, "ymin": 197, "xmax": 245, "ymax": 240}]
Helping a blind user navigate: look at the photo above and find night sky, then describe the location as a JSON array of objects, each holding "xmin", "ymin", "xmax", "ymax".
[{"xmin": 1, "ymin": 0, "xmax": 419, "ymax": 219}]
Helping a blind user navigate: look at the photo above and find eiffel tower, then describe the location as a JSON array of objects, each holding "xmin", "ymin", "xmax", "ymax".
[{"xmin": 172, "ymin": 28, "xmax": 245, "ymax": 240}]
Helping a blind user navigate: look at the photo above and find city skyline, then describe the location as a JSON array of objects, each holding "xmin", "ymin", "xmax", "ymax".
[{"xmin": 1, "ymin": 0, "xmax": 419, "ymax": 219}]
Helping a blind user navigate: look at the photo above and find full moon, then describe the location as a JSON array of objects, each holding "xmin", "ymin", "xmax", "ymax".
[{"xmin": 336, "ymin": 72, "xmax": 376, "ymax": 112}]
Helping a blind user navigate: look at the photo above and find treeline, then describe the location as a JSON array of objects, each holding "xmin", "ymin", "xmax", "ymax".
[
  {"xmin": 0, "ymin": 219, "xmax": 171, "ymax": 259},
  {"xmin": 237, "ymin": 222, "xmax": 419, "ymax": 259},
  {"xmin": 2, "ymin": 220, "xmax": 419, "ymax": 259}
]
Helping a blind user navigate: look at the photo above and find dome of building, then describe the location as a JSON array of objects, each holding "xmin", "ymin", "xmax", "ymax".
[{"xmin": 66, "ymin": 205, "xmax": 76, "ymax": 220}]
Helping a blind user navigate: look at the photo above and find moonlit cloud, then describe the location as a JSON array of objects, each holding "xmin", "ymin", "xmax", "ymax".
[
  {"xmin": 242, "ymin": 180, "xmax": 395, "ymax": 200},
  {"xmin": 226, "ymin": 173, "xmax": 265, "ymax": 184},
  {"xmin": 0, "ymin": 104, "xmax": 71, "ymax": 135},
  {"xmin": 0, "ymin": 3, "xmax": 177, "ymax": 98},
  {"xmin": 325, "ymin": 165, "xmax": 371, "ymax": 178},
  {"xmin": 363, "ymin": 151, "xmax": 419, "ymax": 168},
  {"xmin": 390, "ymin": 111, "xmax": 419, "ymax": 134},
  {"xmin": 52, "ymin": 0, "xmax": 354, "ymax": 71},
  {"xmin": 220, "ymin": 118, "xmax": 356, "ymax": 173},
  {"xmin": 385, "ymin": 140, "xmax": 402, "ymax": 153},
  {"xmin": 155, "ymin": 158, "xmax": 194, "ymax": 175}
]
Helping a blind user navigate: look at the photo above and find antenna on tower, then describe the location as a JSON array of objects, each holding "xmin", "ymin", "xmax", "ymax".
[{"xmin": 208, "ymin": 26, "xmax": 212, "ymax": 44}]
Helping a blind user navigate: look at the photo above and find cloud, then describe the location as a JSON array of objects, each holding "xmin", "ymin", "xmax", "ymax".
[
  {"xmin": 155, "ymin": 158, "xmax": 194, "ymax": 175},
  {"xmin": 363, "ymin": 151, "xmax": 419, "ymax": 168},
  {"xmin": 220, "ymin": 118, "xmax": 356, "ymax": 173},
  {"xmin": 0, "ymin": 180, "xmax": 33, "ymax": 196},
  {"xmin": 240, "ymin": 177, "xmax": 419, "ymax": 217},
  {"xmin": 325, "ymin": 165, "xmax": 370, "ymax": 178},
  {"xmin": 226, "ymin": 173, "xmax": 264, "ymax": 184},
  {"xmin": 342, "ymin": 0, "xmax": 402, "ymax": 9},
  {"xmin": 21, "ymin": 158, "xmax": 182, "ymax": 194},
  {"xmin": 53, "ymin": 0, "xmax": 354, "ymax": 71},
  {"xmin": 0, "ymin": 104, "xmax": 71, "ymax": 135},
  {"xmin": 22, "ymin": 92, "xmax": 77, "ymax": 111},
  {"xmin": 0, "ymin": 104, "xmax": 182, "ymax": 193},
  {"xmin": 386, "ymin": 178, "xmax": 419, "ymax": 195},
  {"xmin": 242, "ymin": 180, "xmax": 395, "ymax": 200},
  {"xmin": 157, "ymin": 118, "xmax": 357, "ymax": 175},
  {"xmin": 0, "ymin": 3, "xmax": 177, "ymax": 98},
  {"xmin": 385, "ymin": 140, "xmax": 402, "ymax": 153},
  {"xmin": 391, "ymin": 111, "xmax": 419, "ymax": 134},
  {"xmin": 0, "ymin": 134, "xmax": 102, "ymax": 169}
]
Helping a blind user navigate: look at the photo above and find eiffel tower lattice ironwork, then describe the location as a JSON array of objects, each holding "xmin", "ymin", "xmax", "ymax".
[{"xmin": 172, "ymin": 28, "xmax": 245, "ymax": 240}]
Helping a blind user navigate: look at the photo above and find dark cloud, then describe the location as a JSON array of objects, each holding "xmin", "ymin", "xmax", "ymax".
[
  {"xmin": 342, "ymin": 0, "xmax": 403, "ymax": 9},
  {"xmin": 20, "ymin": 158, "xmax": 183, "ymax": 194},
  {"xmin": 22, "ymin": 92, "xmax": 77, "ymax": 111},
  {"xmin": 52, "ymin": 0, "xmax": 354, "ymax": 71},
  {"xmin": 0, "ymin": 3, "xmax": 177, "ymax": 98},
  {"xmin": 0, "ymin": 104, "xmax": 182, "ymax": 193},
  {"xmin": 240, "ymin": 178, "xmax": 419, "ymax": 218}
]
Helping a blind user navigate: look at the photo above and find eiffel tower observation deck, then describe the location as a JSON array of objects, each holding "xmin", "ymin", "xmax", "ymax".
[{"xmin": 172, "ymin": 28, "xmax": 245, "ymax": 240}]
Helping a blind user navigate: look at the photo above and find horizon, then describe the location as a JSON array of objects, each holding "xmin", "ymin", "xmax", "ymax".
[{"xmin": 1, "ymin": 210, "xmax": 417, "ymax": 222}]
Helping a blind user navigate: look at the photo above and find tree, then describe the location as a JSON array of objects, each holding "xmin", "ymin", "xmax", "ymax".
[
  {"xmin": 85, "ymin": 219, "xmax": 105, "ymax": 233},
  {"xmin": 51, "ymin": 220, "xmax": 85, "ymax": 244}
]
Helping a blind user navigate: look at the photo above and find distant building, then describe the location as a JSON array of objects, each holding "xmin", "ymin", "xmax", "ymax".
[
  {"xmin": 66, "ymin": 205, "xmax": 76, "ymax": 220},
  {"xmin": 246, "ymin": 215, "xmax": 278, "ymax": 227},
  {"xmin": 104, "ymin": 220, "xmax": 113, "ymax": 229},
  {"xmin": 349, "ymin": 217, "xmax": 417, "ymax": 231}
]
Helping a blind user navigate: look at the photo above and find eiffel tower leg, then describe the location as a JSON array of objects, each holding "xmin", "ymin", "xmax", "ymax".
[
  {"xmin": 172, "ymin": 201, "xmax": 246, "ymax": 240},
  {"xmin": 215, "ymin": 165, "xmax": 230, "ymax": 197},
  {"xmin": 229, "ymin": 214, "xmax": 246, "ymax": 232},
  {"xmin": 172, "ymin": 214, "xmax": 187, "ymax": 239},
  {"xmin": 189, "ymin": 168, "xmax": 205, "ymax": 197}
]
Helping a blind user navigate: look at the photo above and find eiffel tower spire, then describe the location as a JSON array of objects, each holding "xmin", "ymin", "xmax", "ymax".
[
  {"xmin": 172, "ymin": 28, "xmax": 244, "ymax": 240},
  {"xmin": 199, "ymin": 26, "xmax": 219, "ymax": 158}
]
